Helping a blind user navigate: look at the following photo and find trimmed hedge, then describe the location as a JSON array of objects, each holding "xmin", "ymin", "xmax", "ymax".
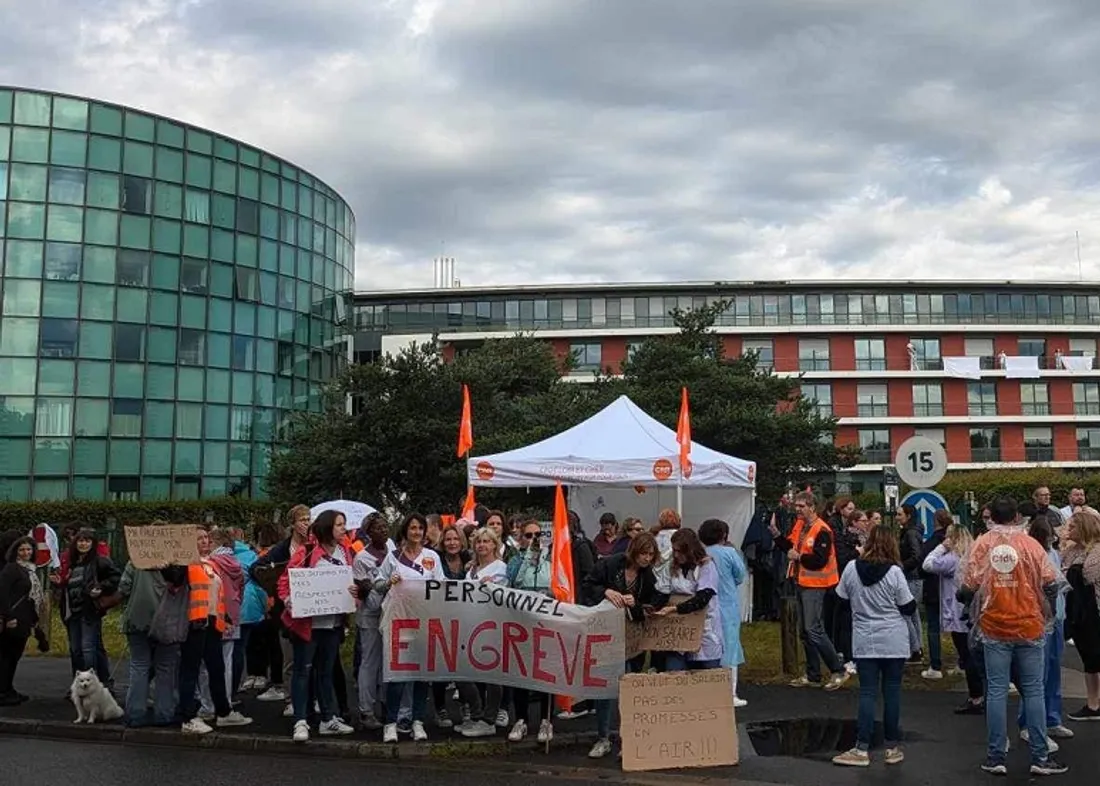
[
  {"xmin": 0, "ymin": 498, "xmax": 280, "ymax": 564},
  {"xmin": 846, "ymin": 468, "xmax": 1100, "ymax": 513}
]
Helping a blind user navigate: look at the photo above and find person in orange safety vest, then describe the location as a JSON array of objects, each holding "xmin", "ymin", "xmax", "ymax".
[{"xmin": 770, "ymin": 490, "xmax": 851, "ymax": 691}]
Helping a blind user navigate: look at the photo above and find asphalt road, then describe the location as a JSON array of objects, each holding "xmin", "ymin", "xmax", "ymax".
[{"xmin": 0, "ymin": 738, "xmax": 628, "ymax": 786}]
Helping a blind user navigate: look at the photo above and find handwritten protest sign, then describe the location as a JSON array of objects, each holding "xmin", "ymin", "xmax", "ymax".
[
  {"xmin": 124, "ymin": 525, "xmax": 200, "ymax": 569},
  {"xmin": 288, "ymin": 565, "xmax": 356, "ymax": 618},
  {"xmin": 619, "ymin": 669, "xmax": 738, "ymax": 772},
  {"xmin": 624, "ymin": 594, "xmax": 703, "ymax": 659},
  {"xmin": 382, "ymin": 579, "xmax": 625, "ymax": 699}
]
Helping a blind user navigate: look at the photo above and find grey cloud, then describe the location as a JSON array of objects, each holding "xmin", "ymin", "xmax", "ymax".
[{"xmin": 5, "ymin": 1, "xmax": 1100, "ymax": 288}]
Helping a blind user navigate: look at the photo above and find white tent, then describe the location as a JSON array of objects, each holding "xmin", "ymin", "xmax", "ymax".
[{"xmin": 467, "ymin": 395, "xmax": 757, "ymax": 543}]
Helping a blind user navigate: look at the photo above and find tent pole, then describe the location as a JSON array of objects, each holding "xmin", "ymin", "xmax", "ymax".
[{"xmin": 676, "ymin": 478, "xmax": 683, "ymax": 519}]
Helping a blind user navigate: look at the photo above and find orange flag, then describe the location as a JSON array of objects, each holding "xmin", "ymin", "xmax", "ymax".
[
  {"xmin": 550, "ymin": 482, "xmax": 575, "ymax": 713},
  {"xmin": 457, "ymin": 384, "xmax": 473, "ymax": 457},
  {"xmin": 461, "ymin": 485, "xmax": 476, "ymax": 520},
  {"xmin": 676, "ymin": 386, "xmax": 692, "ymax": 474}
]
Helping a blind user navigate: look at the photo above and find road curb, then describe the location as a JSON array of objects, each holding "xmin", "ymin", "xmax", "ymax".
[{"xmin": 0, "ymin": 717, "xmax": 599, "ymax": 759}]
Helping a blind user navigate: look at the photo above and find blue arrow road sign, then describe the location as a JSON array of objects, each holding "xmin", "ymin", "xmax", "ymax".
[{"xmin": 900, "ymin": 489, "xmax": 949, "ymax": 540}]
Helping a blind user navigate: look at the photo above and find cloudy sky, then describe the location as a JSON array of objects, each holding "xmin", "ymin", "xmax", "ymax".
[{"xmin": 3, "ymin": 0, "xmax": 1100, "ymax": 291}]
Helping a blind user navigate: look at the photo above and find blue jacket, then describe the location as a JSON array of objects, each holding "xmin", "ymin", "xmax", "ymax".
[{"xmin": 234, "ymin": 541, "xmax": 267, "ymax": 625}]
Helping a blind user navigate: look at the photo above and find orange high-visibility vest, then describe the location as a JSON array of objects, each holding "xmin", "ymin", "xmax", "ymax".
[
  {"xmin": 344, "ymin": 535, "xmax": 364, "ymax": 555},
  {"xmin": 786, "ymin": 517, "xmax": 840, "ymax": 589},
  {"xmin": 188, "ymin": 561, "xmax": 227, "ymax": 633}
]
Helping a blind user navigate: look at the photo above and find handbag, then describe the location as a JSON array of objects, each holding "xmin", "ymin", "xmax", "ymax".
[
  {"xmin": 150, "ymin": 584, "xmax": 191, "ymax": 645},
  {"xmin": 93, "ymin": 590, "xmax": 124, "ymax": 612}
]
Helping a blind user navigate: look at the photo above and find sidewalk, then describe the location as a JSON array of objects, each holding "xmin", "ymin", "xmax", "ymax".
[{"xmin": 5, "ymin": 655, "xmax": 1099, "ymax": 784}]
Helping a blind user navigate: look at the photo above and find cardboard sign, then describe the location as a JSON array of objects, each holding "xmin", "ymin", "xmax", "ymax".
[
  {"xmin": 382, "ymin": 579, "xmax": 625, "ymax": 699},
  {"xmin": 625, "ymin": 594, "xmax": 704, "ymax": 658},
  {"xmin": 288, "ymin": 565, "xmax": 356, "ymax": 618},
  {"xmin": 619, "ymin": 669, "xmax": 738, "ymax": 772},
  {"xmin": 124, "ymin": 524, "xmax": 200, "ymax": 569}
]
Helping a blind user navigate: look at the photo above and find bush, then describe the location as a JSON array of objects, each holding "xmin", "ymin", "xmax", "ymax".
[
  {"xmin": 0, "ymin": 498, "xmax": 279, "ymax": 564},
  {"xmin": 840, "ymin": 468, "xmax": 1100, "ymax": 513}
]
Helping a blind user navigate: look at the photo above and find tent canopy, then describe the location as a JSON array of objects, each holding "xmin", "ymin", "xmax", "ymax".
[{"xmin": 467, "ymin": 395, "xmax": 756, "ymax": 489}]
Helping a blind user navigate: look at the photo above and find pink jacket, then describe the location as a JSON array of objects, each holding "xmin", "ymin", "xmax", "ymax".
[{"xmin": 277, "ymin": 538, "xmax": 355, "ymax": 642}]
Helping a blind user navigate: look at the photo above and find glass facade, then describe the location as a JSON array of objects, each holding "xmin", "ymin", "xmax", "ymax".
[
  {"xmin": 0, "ymin": 88, "xmax": 355, "ymax": 501},
  {"xmin": 354, "ymin": 288, "xmax": 1100, "ymax": 333}
]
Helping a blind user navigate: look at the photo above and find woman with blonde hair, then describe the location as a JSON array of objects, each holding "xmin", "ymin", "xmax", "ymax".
[
  {"xmin": 923, "ymin": 521, "xmax": 981, "ymax": 713},
  {"xmin": 1061, "ymin": 507, "xmax": 1100, "ymax": 722}
]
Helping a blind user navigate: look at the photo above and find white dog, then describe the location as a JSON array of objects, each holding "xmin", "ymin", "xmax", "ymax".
[{"xmin": 70, "ymin": 670, "xmax": 123, "ymax": 724}]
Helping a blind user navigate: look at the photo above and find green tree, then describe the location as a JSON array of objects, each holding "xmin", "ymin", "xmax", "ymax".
[
  {"xmin": 607, "ymin": 300, "xmax": 858, "ymax": 496},
  {"xmin": 267, "ymin": 334, "xmax": 600, "ymax": 512}
]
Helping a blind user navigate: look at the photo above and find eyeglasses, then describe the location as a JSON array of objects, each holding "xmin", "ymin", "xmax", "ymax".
[
  {"xmin": 521, "ymin": 531, "xmax": 540, "ymax": 539},
  {"xmin": 628, "ymin": 527, "xmax": 644, "ymax": 533}
]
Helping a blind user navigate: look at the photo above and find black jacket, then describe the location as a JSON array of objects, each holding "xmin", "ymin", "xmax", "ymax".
[
  {"xmin": 571, "ymin": 537, "xmax": 597, "ymax": 593},
  {"xmin": 581, "ymin": 553, "xmax": 667, "ymax": 621},
  {"xmin": 775, "ymin": 519, "xmax": 834, "ymax": 572},
  {"xmin": 919, "ymin": 529, "xmax": 946, "ymax": 604},
  {"xmin": 0, "ymin": 562, "xmax": 38, "ymax": 635},
  {"xmin": 899, "ymin": 523, "xmax": 924, "ymax": 580},
  {"xmin": 62, "ymin": 554, "xmax": 121, "ymax": 621},
  {"xmin": 834, "ymin": 528, "xmax": 862, "ymax": 574}
]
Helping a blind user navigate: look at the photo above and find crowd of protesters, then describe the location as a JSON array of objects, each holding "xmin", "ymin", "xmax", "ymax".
[
  {"xmin": 0, "ymin": 503, "xmax": 748, "ymax": 761},
  {"xmin": 782, "ymin": 485, "xmax": 1097, "ymax": 777}
]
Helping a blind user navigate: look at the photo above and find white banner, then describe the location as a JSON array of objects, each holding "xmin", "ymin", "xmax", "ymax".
[
  {"xmin": 288, "ymin": 565, "xmax": 356, "ymax": 618},
  {"xmin": 381, "ymin": 579, "xmax": 625, "ymax": 699}
]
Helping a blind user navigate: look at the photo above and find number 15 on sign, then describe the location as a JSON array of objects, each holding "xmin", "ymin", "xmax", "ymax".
[{"xmin": 894, "ymin": 436, "xmax": 948, "ymax": 489}]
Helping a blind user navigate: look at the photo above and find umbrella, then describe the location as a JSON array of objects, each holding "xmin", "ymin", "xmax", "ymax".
[{"xmin": 310, "ymin": 500, "xmax": 377, "ymax": 531}]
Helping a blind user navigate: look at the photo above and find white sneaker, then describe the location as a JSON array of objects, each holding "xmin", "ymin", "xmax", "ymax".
[
  {"xmin": 1048, "ymin": 725, "xmax": 1075, "ymax": 739},
  {"xmin": 182, "ymin": 718, "xmax": 213, "ymax": 735},
  {"xmin": 495, "ymin": 710, "xmax": 509, "ymax": 728},
  {"xmin": 588, "ymin": 738, "xmax": 613, "ymax": 758},
  {"xmin": 217, "ymin": 711, "xmax": 253, "ymax": 728},
  {"xmin": 240, "ymin": 677, "xmax": 256, "ymax": 691},
  {"xmin": 282, "ymin": 703, "xmax": 294, "ymax": 717},
  {"xmin": 537, "ymin": 719, "xmax": 553, "ymax": 743},
  {"xmin": 383, "ymin": 723, "xmax": 398, "ymax": 743},
  {"xmin": 459, "ymin": 719, "xmax": 496, "ymax": 738},
  {"xmin": 292, "ymin": 720, "xmax": 309, "ymax": 743},
  {"xmin": 250, "ymin": 677, "xmax": 268, "ymax": 692},
  {"xmin": 508, "ymin": 720, "xmax": 527, "ymax": 741},
  {"xmin": 734, "ymin": 697, "xmax": 748, "ymax": 708},
  {"xmin": 921, "ymin": 669, "xmax": 944, "ymax": 680},
  {"xmin": 1019, "ymin": 728, "xmax": 1059, "ymax": 753},
  {"xmin": 320, "ymin": 718, "xmax": 355, "ymax": 736},
  {"xmin": 557, "ymin": 708, "xmax": 591, "ymax": 720},
  {"xmin": 412, "ymin": 720, "xmax": 428, "ymax": 741},
  {"xmin": 258, "ymin": 686, "xmax": 288, "ymax": 702},
  {"xmin": 844, "ymin": 661, "xmax": 857, "ymax": 676}
]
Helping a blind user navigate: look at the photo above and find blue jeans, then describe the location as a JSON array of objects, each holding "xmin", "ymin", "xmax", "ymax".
[
  {"xmin": 386, "ymin": 681, "xmax": 428, "ymax": 723},
  {"xmin": 1017, "ymin": 622, "xmax": 1064, "ymax": 729},
  {"xmin": 291, "ymin": 628, "xmax": 340, "ymax": 723},
  {"xmin": 925, "ymin": 603, "xmax": 942, "ymax": 670},
  {"xmin": 664, "ymin": 654, "xmax": 721, "ymax": 672},
  {"xmin": 985, "ymin": 640, "xmax": 1048, "ymax": 764},
  {"xmin": 232, "ymin": 624, "xmax": 255, "ymax": 695},
  {"xmin": 855, "ymin": 658, "xmax": 904, "ymax": 750},
  {"xmin": 595, "ymin": 657, "xmax": 643, "ymax": 738},
  {"xmin": 125, "ymin": 633, "xmax": 179, "ymax": 726},
  {"xmin": 66, "ymin": 615, "xmax": 111, "ymax": 682}
]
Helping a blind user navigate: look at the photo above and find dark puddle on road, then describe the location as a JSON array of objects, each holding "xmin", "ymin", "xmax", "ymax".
[{"xmin": 746, "ymin": 717, "xmax": 927, "ymax": 758}]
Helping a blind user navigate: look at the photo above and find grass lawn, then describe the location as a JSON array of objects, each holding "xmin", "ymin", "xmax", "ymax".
[{"xmin": 28, "ymin": 610, "xmax": 964, "ymax": 692}]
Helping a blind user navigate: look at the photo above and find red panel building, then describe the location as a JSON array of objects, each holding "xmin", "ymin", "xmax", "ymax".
[{"xmin": 353, "ymin": 280, "xmax": 1100, "ymax": 492}]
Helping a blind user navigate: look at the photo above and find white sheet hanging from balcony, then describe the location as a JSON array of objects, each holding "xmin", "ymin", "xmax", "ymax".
[
  {"xmin": 1060, "ymin": 355, "xmax": 1094, "ymax": 373},
  {"xmin": 1004, "ymin": 355, "xmax": 1041, "ymax": 379},
  {"xmin": 943, "ymin": 356, "xmax": 981, "ymax": 379}
]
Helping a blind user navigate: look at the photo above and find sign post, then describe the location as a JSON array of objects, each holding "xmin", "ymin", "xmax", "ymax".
[{"xmin": 894, "ymin": 436, "xmax": 948, "ymax": 490}]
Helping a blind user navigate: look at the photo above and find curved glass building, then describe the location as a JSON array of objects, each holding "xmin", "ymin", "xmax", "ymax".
[{"xmin": 0, "ymin": 88, "xmax": 355, "ymax": 501}]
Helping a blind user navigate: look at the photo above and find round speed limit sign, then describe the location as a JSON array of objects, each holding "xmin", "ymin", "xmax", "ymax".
[{"xmin": 894, "ymin": 436, "xmax": 948, "ymax": 488}]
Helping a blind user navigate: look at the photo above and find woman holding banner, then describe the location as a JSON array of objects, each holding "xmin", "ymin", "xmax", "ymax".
[
  {"xmin": 277, "ymin": 511, "xmax": 357, "ymax": 743},
  {"xmin": 653, "ymin": 528, "xmax": 724, "ymax": 671},
  {"xmin": 583, "ymin": 532, "xmax": 665, "ymax": 758},
  {"xmin": 505, "ymin": 518, "xmax": 556, "ymax": 744},
  {"xmin": 376, "ymin": 513, "xmax": 444, "ymax": 743}
]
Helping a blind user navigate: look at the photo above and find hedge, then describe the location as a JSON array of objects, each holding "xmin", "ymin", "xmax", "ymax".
[
  {"xmin": 844, "ymin": 468, "xmax": 1100, "ymax": 513},
  {"xmin": 0, "ymin": 498, "xmax": 280, "ymax": 564}
]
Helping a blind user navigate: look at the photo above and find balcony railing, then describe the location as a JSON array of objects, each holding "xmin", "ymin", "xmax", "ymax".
[
  {"xmin": 968, "ymin": 404, "xmax": 999, "ymax": 416},
  {"xmin": 971, "ymin": 447, "xmax": 1002, "ymax": 462},
  {"xmin": 1079, "ymin": 446, "xmax": 1100, "ymax": 461},
  {"xmin": 861, "ymin": 448, "xmax": 892, "ymax": 463},
  {"xmin": 1021, "ymin": 403, "xmax": 1051, "ymax": 416},
  {"xmin": 799, "ymin": 357, "xmax": 831, "ymax": 372},
  {"xmin": 1075, "ymin": 402, "xmax": 1100, "ymax": 416},
  {"xmin": 1025, "ymin": 446, "xmax": 1055, "ymax": 462},
  {"xmin": 857, "ymin": 404, "xmax": 889, "ymax": 417},
  {"xmin": 912, "ymin": 403, "xmax": 945, "ymax": 417}
]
